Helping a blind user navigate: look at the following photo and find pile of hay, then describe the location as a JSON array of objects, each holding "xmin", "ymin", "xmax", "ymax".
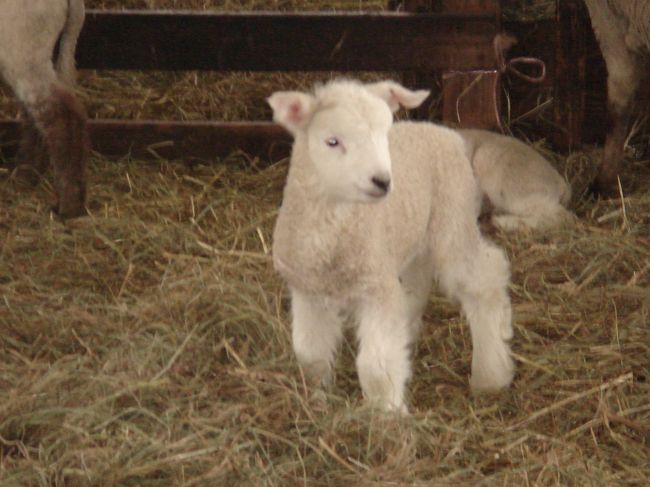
[
  {"xmin": 1, "ymin": 138, "xmax": 648, "ymax": 486},
  {"xmin": 1, "ymin": 1, "xmax": 649, "ymax": 485}
]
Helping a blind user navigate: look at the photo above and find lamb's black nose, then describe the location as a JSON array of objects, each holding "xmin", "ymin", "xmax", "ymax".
[{"xmin": 371, "ymin": 175, "xmax": 391, "ymax": 193}]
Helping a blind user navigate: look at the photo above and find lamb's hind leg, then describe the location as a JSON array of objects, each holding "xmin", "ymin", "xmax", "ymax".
[
  {"xmin": 400, "ymin": 251, "xmax": 434, "ymax": 340},
  {"xmin": 434, "ymin": 232, "xmax": 514, "ymax": 391},
  {"xmin": 491, "ymin": 197, "xmax": 575, "ymax": 231}
]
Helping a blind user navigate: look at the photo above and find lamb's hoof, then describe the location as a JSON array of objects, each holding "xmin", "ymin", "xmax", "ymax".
[
  {"xmin": 364, "ymin": 395, "xmax": 409, "ymax": 415},
  {"xmin": 470, "ymin": 349, "xmax": 515, "ymax": 393},
  {"xmin": 309, "ymin": 389, "xmax": 330, "ymax": 413}
]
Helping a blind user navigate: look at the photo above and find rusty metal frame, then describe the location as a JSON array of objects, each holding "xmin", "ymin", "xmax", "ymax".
[{"xmin": 1, "ymin": 7, "xmax": 503, "ymax": 161}]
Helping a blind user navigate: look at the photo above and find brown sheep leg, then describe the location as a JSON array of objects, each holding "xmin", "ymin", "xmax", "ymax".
[
  {"xmin": 593, "ymin": 105, "xmax": 633, "ymax": 195},
  {"xmin": 12, "ymin": 117, "xmax": 49, "ymax": 185},
  {"xmin": 591, "ymin": 48, "xmax": 641, "ymax": 195},
  {"xmin": 32, "ymin": 85, "xmax": 89, "ymax": 218}
]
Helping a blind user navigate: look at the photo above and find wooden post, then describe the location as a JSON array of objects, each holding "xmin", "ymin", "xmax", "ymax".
[
  {"xmin": 441, "ymin": 70, "xmax": 501, "ymax": 129},
  {"xmin": 553, "ymin": 0, "xmax": 589, "ymax": 152},
  {"xmin": 392, "ymin": 0, "xmax": 503, "ymax": 129},
  {"xmin": 440, "ymin": 1, "xmax": 502, "ymax": 129}
]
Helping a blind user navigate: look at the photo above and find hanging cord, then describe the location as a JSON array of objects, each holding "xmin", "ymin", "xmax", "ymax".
[
  {"xmin": 494, "ymin": 33, "xmax": 547, "ymax": 130},
  {"xmin": 495, "ymin": 33, "xmax": 547, "ymax": 84},
  {"xmin": 452, "ymin": 33, "xmax": 547, "ymax": 131}
]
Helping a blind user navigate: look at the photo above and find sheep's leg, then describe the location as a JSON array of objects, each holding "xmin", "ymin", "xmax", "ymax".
[
  {"xmin": 6, "ymin": 60, "xmax": 88, "ymax": 218},
  {"xmin": 12, "ymin": 115, "xmax": 49, "ymax": 185},
  {"xmin": 491, "ymin": 197, "xmax": 575, "ymax": 231},
  {"xmin": 28, "ymin": 82, "xmax": 88, "ymax": 218},
  {"xmin": 355, "ymin": 282, "xmax": 412, "ymax": 412},
  {"xmin": 584, "ymin": 2, "xmax": 642, "ymax": 194},
  {"xmin": 593, "ymin": 49, "xmax": 641, "ymax": 194},
  {"xmin": 434, "ymin": 233, "xmax": 514, "ymax": 391},
  {"xmin": 290, "ymin": 288, "xmax": 344, "ymax": 389}
]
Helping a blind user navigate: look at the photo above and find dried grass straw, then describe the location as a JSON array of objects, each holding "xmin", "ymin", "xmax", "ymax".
[{"xmin": 1, "ymin": 1, "xmax": 649, "ymax": 486}]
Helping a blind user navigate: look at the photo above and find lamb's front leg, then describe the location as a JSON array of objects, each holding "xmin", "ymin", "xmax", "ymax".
[
  {"xmin": 355, "ymin": 282, "xmax": 412, "ymax": 412},
  {"xmin": 290, "ymin": 288, "xmax": 344, "ymax": 389}
]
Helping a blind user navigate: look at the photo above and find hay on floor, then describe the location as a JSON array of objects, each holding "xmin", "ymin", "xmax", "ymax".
[{"xmin": 1, "ymin": 1, "xmax": 649, "ymax": 485}]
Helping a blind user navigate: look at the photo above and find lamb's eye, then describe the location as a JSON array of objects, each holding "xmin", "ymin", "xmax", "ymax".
[{"xmin": 325, "ymin": 137, "xmax": 340, "ymax": 148}]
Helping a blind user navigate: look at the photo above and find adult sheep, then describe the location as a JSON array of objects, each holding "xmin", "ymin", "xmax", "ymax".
[
  {"xmin": 0, "ymin": 0, "xmax": 88, "ymax": 218},
  {"xmin": 459, "ymin": 129, "xmax": 574, "ymax": 231},
  {"xmin": 269, "ymin": 80, "xmax": 514, "ymax": 412},
  {"xmin": 583, "ymin": 0, "xmax": 649, "ymax": 195}
]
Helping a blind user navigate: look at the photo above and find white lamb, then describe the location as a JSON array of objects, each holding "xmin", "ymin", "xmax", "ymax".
[
  {"xmin": 0, "ymin": 0, "xmax": 88, "ymax": 218},
  {"xmin": 458, "ymin": 129, "xmax": 574, "ymax": 231},
  {"xmin": 269, "ymin": 79, "xmax": 514, "ymax": 412}
]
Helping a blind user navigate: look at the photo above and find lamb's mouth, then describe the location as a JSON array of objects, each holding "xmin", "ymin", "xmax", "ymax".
[
  {"xmin": 354, "ymin": 183, "xmax": 386, "ymax": 199},
  {"xmin": 364, "ymin": 187, "xmax": 389, "ymax": 199}
]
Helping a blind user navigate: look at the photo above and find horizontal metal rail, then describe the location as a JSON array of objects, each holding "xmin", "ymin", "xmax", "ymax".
[
  {"xmin": 1, "ymin": 10, "xmax": 502, "ymax": 162},
  {"xmin": 77, "ymin": 10, "xmax": 498, "ymax": 72},
  {"xmin": 0, "ymin": 120, "xmax": 291, "ymax": 161}
]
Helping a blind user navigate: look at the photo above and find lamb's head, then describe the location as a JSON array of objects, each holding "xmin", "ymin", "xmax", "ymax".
[{"xmin": 268, "ymin": 80, "xmax": 429, "ymax": 203}]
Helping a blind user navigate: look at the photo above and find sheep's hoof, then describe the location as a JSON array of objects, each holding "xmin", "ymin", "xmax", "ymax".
[
  {"xmin": 10, "ymin": 164, "xmax": 43, "ymax": 186},
  {"xmin": 587, "ymin": 178, "xmax": 624, "ymax": 200},
  {"xmin": 53, "ymin": 202, "xmax": 88, "ymax": 219}
]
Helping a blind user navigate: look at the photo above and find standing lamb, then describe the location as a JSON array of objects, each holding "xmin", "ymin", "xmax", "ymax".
[
  {"xmin": 583, "ymin": 0, "xmax": 649, "ymax": 195},
  {"xmin": 0, "ymin": 0, "xmax": 88, "ymax": 218},
  {"xmin": 458, "ymin": 129, "xmax": 574, "ymax": 231},
  {"xmin": 269, "ymin": 80, "xmax": 514, "ymax": 412}
]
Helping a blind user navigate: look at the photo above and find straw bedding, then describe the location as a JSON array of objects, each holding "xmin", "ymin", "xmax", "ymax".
[{"xmin": 0, "ymin": 1, "xmax": 648, "ymax": 485}]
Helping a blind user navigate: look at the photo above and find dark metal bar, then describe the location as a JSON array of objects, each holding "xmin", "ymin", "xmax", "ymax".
[
  {"xmin": 77, "ymin": 10, "xmax": 498, "ymax": 72},
  {"xmin": 0, "ymin": 120, "xmax": 293, "ymax": 162}
]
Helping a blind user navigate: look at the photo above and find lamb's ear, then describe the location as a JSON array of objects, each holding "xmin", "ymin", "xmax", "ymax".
[
  {"xmin": 365, "ymin": 81, "xmax": 430, "ymax": 113},
  {"xmin": 267, "ymin": 91, "xmax": 317, "ymax": 134}
]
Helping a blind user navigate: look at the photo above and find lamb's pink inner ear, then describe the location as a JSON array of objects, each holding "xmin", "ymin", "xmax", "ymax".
[
  {"xmin": 383, "ymin": 90, "xmax": 401, "ymax": 113},
  {"xmin": 268, "ymin": 91, "xmax": 316, "ymax": 133},
  {"xmin": 287, "ymin": 101, "xmax": 304, "ymax": 125}
]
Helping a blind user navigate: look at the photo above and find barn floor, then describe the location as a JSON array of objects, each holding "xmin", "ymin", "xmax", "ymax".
[{"xmin": 0, "ymin": 147, "xmax": 648, "ymax": 485}]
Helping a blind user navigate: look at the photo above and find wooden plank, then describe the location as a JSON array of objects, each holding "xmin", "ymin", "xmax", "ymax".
[
  {"xmin": 77, "ymin": 10, "xmax": 498, "ymax": 72},
  {"xmin": 0, "ymin": 120, "xmax": 293, "ymax": 162},
  {"xmin": 442, "ymin": 70, "xmax": 501, "ymax": 129},
  {"xmin": 553, "ymin": 0, "xmax": 589, "ymax": 152},
  {"xmin": 390, "ymin": 0, "xmax": 500, "ymax": 15},
  {"xmin": 439, "ymin": 0, "xmax": 500, "ymax": 18},
  {"xmin": 394, "ymin": 1, "xmax": 501, "ymax": 127}
]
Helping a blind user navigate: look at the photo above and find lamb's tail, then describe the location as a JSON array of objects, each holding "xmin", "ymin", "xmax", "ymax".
[{"xmin": 55, "ymin": 0, "xmax": 86, "ymax": 86}]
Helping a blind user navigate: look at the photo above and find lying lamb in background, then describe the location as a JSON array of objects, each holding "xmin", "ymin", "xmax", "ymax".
[
  {"xmin": 0, "ymin": 0, "xmax": 88, "ymax": 218},
  {"xmin": 583, "ymin": 0, "xmax": 649, "ymax": 195},
  {"xmin": 459, "ymin": 128, "xmax": 574, "ymax": 231},
  {"xmin": 269, "ymin": 80, "xmax": 514, "ymax": 412}
]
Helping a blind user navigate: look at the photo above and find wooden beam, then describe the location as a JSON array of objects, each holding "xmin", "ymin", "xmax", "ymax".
[
  {"xmin": 0, "ymin": 120, "xmax": 293, "ymax": 162},
  {"xmin": 77, "ymin": 10, "xmax": 498, "ymax": 72},
  {"xmin": 442, "ymin": 70, "xmax": 501, "ymax": 129},
  {"xmin": 553, "ymin": 0, "xmax": 589, "ymax": 152}
]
